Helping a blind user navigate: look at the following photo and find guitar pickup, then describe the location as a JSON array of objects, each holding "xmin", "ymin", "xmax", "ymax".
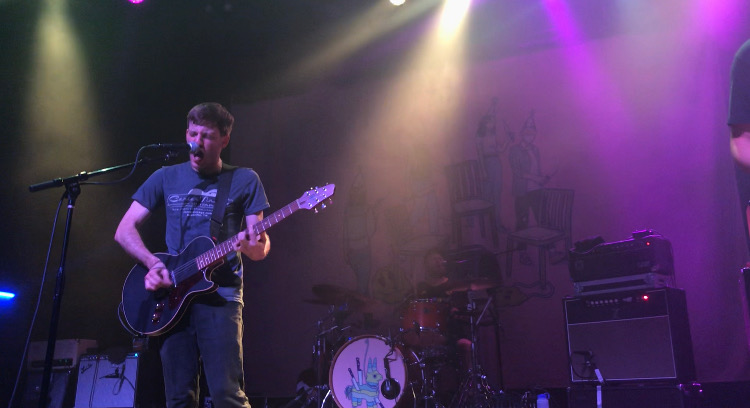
[{"xmin": 152, "ymin": 302, "xmax": 164, "ymax": 324}]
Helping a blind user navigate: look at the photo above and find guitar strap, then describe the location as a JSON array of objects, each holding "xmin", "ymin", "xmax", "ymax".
[{"xmin": 210, "ymin": 163, "xmax": 237, "ymax": 243}]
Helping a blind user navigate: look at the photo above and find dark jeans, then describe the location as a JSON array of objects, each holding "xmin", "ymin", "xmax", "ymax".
[{"xmin": 160, "ymin": 298, "xmax": 250, "ymax": 408}]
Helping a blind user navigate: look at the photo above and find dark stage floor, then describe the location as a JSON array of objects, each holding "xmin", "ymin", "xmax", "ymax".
[
  {"xmin": 245, "ymin": 382, "xmax": 750, "ymax": 408},
  {"xmin": 111, "ymin": 381, "xmax": 749, "ymax": 408},
  {"xmin": 15, "ymin": 371, "xmax": 750, "ymax": 408}
]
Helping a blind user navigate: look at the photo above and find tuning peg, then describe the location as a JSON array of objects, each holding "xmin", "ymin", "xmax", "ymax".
[
  {"xmin": 314, "ymin": 208, "xmax": 319, "ymax": 214},
  {"xmin": 321, "ymin": 203, "xmax": 327, "ymax": 209}
]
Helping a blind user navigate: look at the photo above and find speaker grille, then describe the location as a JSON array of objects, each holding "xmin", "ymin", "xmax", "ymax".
[
  {"xmin": 564, "ymin": 288, "xmax": 696, "ymax": 383},
  {"xmin": 74, "ymin": 354, "xmax": 138, "ymax": 408}
]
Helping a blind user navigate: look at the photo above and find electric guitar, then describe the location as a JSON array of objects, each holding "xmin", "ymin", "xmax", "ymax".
[{"xmin": 119, "ymin": 184, "xmax": 335, "ymax": 336}]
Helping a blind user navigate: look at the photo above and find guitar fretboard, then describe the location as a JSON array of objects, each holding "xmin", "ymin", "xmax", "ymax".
[
  {"xmin": 194, "ymin": 199, "xmax": 303, "ymax": 270},
  {"xmin": 253, "ymin": 200, "xmax": 302, "ymax": 235}
]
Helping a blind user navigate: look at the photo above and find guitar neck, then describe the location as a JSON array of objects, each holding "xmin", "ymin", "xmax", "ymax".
[
  {"xmin": 252, "ymin": 199, "xmax": 302, "ymax": 235},
  {"xmin": 194, "ymin": 199, "xmax": 303, "ymax": 270}
]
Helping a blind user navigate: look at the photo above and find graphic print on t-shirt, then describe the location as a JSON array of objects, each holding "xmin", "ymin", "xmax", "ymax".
[{"xmin": 168, "ymin": 188, "xmax": 231, "ymax": 219}]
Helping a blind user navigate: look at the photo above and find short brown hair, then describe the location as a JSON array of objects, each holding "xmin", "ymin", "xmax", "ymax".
[{"xmin": 187, "ymin": 102, "xmax": 234, "ymax": 136}]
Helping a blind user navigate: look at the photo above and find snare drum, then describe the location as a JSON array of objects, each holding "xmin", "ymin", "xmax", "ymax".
[
  {"xmin": 329, "ymin": 335, "xmax": 419, "ymax": 408},
  {"xmin": 400, "ymin": 299, "xmax": 449, "ymax": 347}
]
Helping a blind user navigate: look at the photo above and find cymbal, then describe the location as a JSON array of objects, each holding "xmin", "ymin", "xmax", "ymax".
[
  {"xmin": 302, "ymin": 298, "xmax": 336, "ymax": 306},
  {"xmin": 311, "ymin": 284, "xmax": 372, "ymax": 308},
  {"xmin": 440, "ymin": 278, "xmax": 502, "ymax": 293}
]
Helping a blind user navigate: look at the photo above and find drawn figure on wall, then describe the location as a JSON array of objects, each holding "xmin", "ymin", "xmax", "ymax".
[
  {"xmin": 370, "ymin": 203, "xmax": 423, "ymax": 305},
  {"xmin": 475, "ymin": 97, "xmax": 513, "ymax": 234},
  {"xmin": 343, "ymin": 170, "xmax": 382, "ymax": 295},
  {"xmin": 508, "ymin": 110, "xmax": 549, "ymax": 266},
  {"xmin": 406, "ymin": 142, "xmax": 440, "ymax": 237}
]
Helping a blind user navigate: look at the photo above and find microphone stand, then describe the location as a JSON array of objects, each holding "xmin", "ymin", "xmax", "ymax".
[
  {"xmin": 584, "ymin": 354, "xmax": 605, "ymax": 408},
  {"xmin": 452, "ymin": 293, "xmax": 497, "ymax": 408},
  {"xmin": 28, "ymin": 152, "xmax": 179, "ymax": 408}
]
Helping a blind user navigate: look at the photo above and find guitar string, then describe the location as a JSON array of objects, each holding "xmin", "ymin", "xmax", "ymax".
[{"xmin": 166, "ymin": 200, "xmax": 306, "ymax": 283}]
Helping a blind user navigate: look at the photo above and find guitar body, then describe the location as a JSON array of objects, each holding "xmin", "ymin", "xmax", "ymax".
[
  {"xmin": 118, "ymin": 184, "xmax": 336, "ymax": 337},
  {"xmin": 120, "ymin": 236, "xmax": 220, "ymax": 336}
]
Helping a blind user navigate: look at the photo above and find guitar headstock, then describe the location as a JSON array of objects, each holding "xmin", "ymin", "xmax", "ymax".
[{"xmin": 298, "ymin": 184, "xmax": 336, "ymax": 212}]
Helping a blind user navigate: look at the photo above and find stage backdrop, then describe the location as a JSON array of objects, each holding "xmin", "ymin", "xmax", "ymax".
[{"xmin": 229, "ymin": 5, "xmax": 750, "ymax": 395}]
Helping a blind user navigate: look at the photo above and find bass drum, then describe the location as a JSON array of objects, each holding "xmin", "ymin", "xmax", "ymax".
[{"xmin": 329, "ymin": 335, "xmax": 421, "ymax": 408}]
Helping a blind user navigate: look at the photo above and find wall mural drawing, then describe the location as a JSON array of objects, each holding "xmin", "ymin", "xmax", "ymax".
[
  {"xmin": 229, "ymin": 17, "xmax": 750, "ymax": 392},
  {"xmin": 406, "ymin": 143, "xmax": 441, "ymax": 237},
  {"xmin": 343, "ymin": 169, "xmax": 382, "ymax": 295},
  {"xmin": 475, "ymin": 97, "xmax": 512, "ymax": 236},
  {"xmin": 501, "ymin": 109, "xmax": 571, "ymax": 301},
  {"xmin": 340, "ymin": 99, "xmax": 574, "ymax": 315}
]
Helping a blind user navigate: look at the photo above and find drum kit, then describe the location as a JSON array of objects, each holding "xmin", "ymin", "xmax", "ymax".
[{"xmin": 294, "ymin": 278, "xmax": 503, "ymax": 408}]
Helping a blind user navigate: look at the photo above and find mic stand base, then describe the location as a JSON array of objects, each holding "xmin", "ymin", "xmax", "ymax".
[
  {"xmin": 449, "ymin": 294, "xmax": 499, "ymax": 408},
  {"xmin": 449, "ymin": 368, "xmax": 497, "ymax": 408}
]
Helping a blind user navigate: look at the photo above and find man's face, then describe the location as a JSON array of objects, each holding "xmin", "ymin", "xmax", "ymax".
[
  {"xmin": 425, "ymin": 252, "xmax": 447, "ymax": 279},
  {"xmin": 186, "ymin": 121, "xmax": 229, "ymax": 174}
]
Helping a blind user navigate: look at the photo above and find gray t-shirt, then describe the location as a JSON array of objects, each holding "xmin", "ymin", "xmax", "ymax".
[{"xmin": 133, "ymin": 161, "xmax": 269, "ymax": 303}]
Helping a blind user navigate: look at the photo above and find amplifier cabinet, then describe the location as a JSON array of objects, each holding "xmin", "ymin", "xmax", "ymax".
[
  {"xmin": 564, "ymin": 288, "xmax": 696, "ymax": 383},
  {"xmin": 568, "ymin": 233, "xmax": 673, "ymax": 282},
  {"xmin": 74, "ymin": 354, "xmax": 138, "ymax": 408},
  {"xmin": 28, "ymin": 339, "xmax": 97, "ymax": 371},
  {"xmin": 22, "ymin": 370, "xmax": 74, "ymax": 408}
]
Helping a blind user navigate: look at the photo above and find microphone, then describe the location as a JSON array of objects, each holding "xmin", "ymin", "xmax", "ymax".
[
  {"xmin": 147, "ymin": 142, "xmax": 199, "ymax": 154},
  {"xmin": 573, "ymin": 350, "xmax": 594, "ymax": 360},
  {"xmin": 380, "ymin": 357, "xmax": 400, "ymax": 400}
]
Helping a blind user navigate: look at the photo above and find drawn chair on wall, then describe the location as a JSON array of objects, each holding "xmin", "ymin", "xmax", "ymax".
[
  {"xmin": 444, "ymin": 160, "xmax": 499, "ymax": 250},
  {"xmin": 505, "ymin": 188, "xmax": 574, "ymax": 286}
]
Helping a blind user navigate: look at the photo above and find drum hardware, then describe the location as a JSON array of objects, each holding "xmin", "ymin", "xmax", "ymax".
[
  {"xmin": 400, "ymin": 299, "xmax": 450, "ymax": 348},
  {"xmin": 282, "ymin": 384, "xmax": 331, "ymax": 408},
  {"xmin": 416, "ymin": 357, "xmax": 448, "ymax": 408},
  {"xmin": 439, "ymin": 278, "xmax": 502, "ymax": 294},
  {"xmin": 305, "ymin": 306, "xmax": 355, "ymax": 408},
  {"xmin": 381, "ymin": 351, "xmax": 401, "ymax": 400},
  {"xmin": 311, "ymin": 283, "xmax": 376, "ymax": 311},
  {"xmin": 319, "ymin": 387, "xmax": 333, "ymax": 408},
  {"xmin": 304, "ymin": 298, "xmax": 357, "ymax": 325},
  {"xmin": 309, "ymin": 283, "xmax": 385, "ymax": 332},
  {"xmin": 378, "ymin": 330, "xmax": 402, "ymax": 401},
  {"xmin": 450, "ymin": 292, "xmax": 500, "ymax": 408}
]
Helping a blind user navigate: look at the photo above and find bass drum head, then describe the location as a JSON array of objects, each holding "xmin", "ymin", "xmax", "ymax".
[{"xmin": 329, "ymin": 335, "xmax": 413, "ymax": 408}]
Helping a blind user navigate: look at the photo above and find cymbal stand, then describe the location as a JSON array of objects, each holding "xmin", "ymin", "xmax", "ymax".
[
  {"xmin": 450, "ymin": 293, "xmax": 498, "ymax": 408},
  {"xmin": 309, "ymin": 309, "xmax": 347, "ymax": 408},
  {"xmin": 419, "ymin": 358, "xmax": 447, "ymax": 408}
]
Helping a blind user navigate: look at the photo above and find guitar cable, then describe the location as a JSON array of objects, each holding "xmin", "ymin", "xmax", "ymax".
[{"xmin": 6, "ymin": 195, "xmax": 64, "ymax": 408}]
